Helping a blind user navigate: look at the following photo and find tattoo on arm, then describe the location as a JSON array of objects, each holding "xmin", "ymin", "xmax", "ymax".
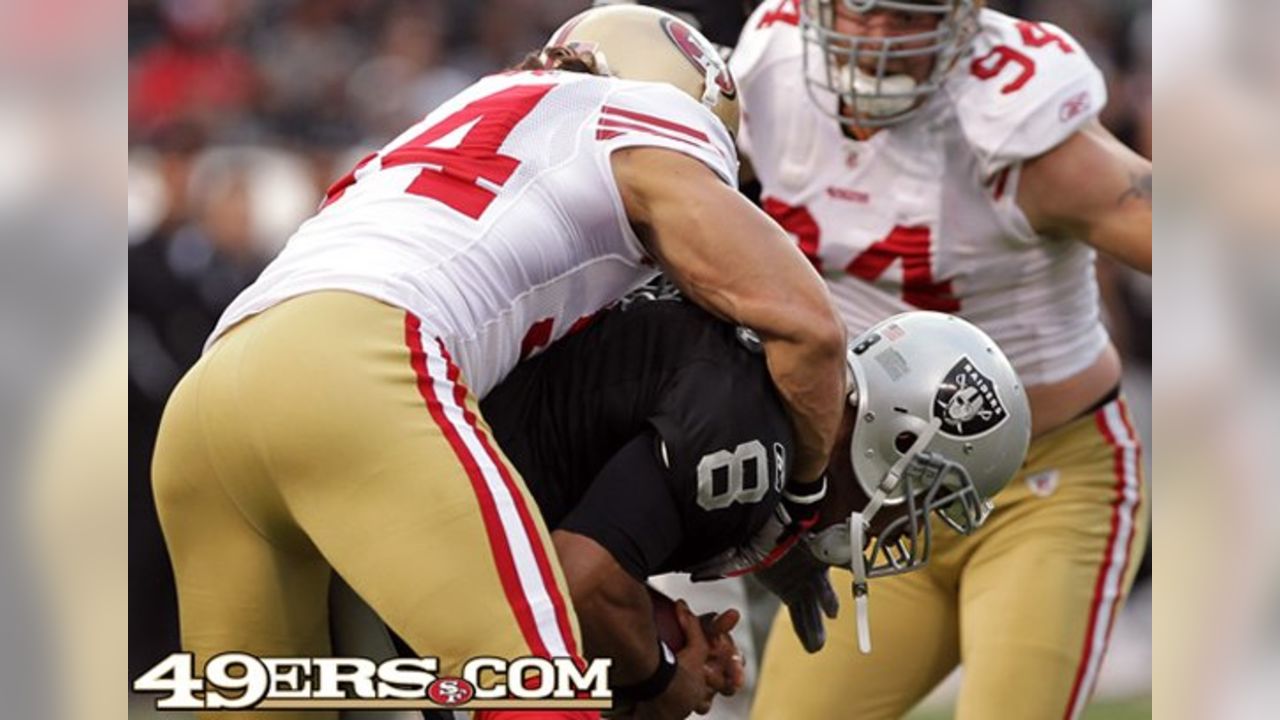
[{"xmin": 1117, "ymin": 172, "xmax": 1152, "ymax": 206}]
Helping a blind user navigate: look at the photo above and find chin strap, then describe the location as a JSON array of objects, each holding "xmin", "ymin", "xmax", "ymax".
[
  {"xmin": 844, "ymin": 417, "xmax": 945, "ymax": 655},
  {"xmin": 700, "ymin": 62, "xmax": 721, "ymax": 110},
  {"xmin": 593, "ymin": 49, "xmax": 613, "ymax": 77},
  {"xmin": 849, "ymin": 510, "xmax": 871, "ymax": 654}
]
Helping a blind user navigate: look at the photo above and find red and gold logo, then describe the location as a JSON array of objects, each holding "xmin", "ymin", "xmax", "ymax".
[{"xmin": 660, "ymin": 17, "xmax": 736, "ymax": 99}]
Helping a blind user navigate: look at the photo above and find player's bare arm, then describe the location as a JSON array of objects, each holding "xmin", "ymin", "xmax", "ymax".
[
  {"xmin": 552, "ymin": 530, "xmax": 663, "ymax": 684},
  {"xmin": 1017, "ymin": 119, "xmax": 1153, "ymax": 274},
  {"xmin": 611, "ymin": 146, "xmax": 847, "ymax": 484},
  {"xmin": 552, "ymin": 530, "xmax": 719, "ymax": 718}
]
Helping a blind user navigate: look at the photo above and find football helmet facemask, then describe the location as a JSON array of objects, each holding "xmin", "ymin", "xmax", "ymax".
[{"xmin": 800, "ymin": 0, "xmax": 981, "ymax": 128}]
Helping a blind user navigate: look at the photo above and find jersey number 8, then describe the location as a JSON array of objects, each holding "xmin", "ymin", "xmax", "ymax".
[{"xmin": 696, "ymin": 440, "xmax": 770, "ymax": 511}]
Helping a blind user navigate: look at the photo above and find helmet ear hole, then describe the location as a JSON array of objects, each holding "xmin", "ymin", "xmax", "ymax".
[{"xmin": 894, "ymin": 431, "xmax": 918, "ymax": 454}]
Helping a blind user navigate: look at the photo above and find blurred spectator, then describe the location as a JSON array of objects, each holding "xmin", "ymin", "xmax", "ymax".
[
  {"xmin": 346, "ymin": 0, "xmax": 472, "ymax": 141},
  {"xmin": 251, "ymin": 0, "xmax": 365, "ymax": 145},
  {"xmin": 129, "ymin": 0, "xmax": 258, "ymax": 142}
]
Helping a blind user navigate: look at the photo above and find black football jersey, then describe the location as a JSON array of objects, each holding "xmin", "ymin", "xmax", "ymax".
[{"xmin": 480, "ymin": 287, "xmax": 794, "ymax": 579}]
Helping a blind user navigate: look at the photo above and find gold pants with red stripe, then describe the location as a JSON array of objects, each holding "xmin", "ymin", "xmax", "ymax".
[
  {"xmin": 752, "ymin": 397, "xmax": 1149, "ymax": 720},
  {"xmin": 152, "ymin": 291, "xmax": 587, "ymax": 719}
]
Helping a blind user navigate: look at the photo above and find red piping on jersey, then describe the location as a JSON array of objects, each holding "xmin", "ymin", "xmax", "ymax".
[
  {"xmin": 992, "ymin": 167, "xmax": 1011, "ymax": 201},
  {"xmin": 723, "ymin": 515, "xmax": 818, "ymax": 579},
  {"xmin": 597, "ymin": 117, "xmax": 706, "ymax": 150},
  {"xmin": 600, "ymin": 105, "xmax": 710, "ymax": 142},
  {"xmin": 321, "ymin": 152, "xmax": 376, "ymax": 209}
]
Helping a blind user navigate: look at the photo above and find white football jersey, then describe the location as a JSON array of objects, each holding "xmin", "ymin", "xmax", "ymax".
[
  {"xmin": 209, "ymin": 70, "xmax": 738, "ymax": 397},
  {"xmin": 733, "ymin": 5, "xmax": 1109, "ymax": 386}
]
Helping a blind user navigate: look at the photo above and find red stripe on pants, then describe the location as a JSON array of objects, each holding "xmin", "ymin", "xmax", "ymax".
[{"xmin": 403, "ymin": 313, "xmax": 549, "ymax": 658}]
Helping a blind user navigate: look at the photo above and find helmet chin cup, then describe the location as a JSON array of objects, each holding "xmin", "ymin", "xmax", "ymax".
[{"xmin": 841, "ymin": 65, "xmax": 919, "ymax": 119}]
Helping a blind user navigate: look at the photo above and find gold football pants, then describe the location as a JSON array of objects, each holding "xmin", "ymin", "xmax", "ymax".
[
  {"xmin": 752, "ymin": 397, "xmax": 1149, "ymax": 720},
  {"xmin": 152, "ymin": 291, "xmax": 586, "ymax": 718}
]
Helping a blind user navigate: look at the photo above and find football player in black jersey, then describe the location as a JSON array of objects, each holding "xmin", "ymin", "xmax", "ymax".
[
  {"xmin": 477, "ymin": 282, "xmax": 1032, "ymax": 718},
  {"xmin": 481, "ymin": 283, "xmax": 793, "ymax": 717}
]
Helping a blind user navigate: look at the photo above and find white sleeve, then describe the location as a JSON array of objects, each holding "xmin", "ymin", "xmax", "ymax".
[
  {"xmin": 595, "ymin": 82, "xmax": 739, "ymax": 185},
  {"xmin": 950, "ymin": 12, "xmax": 1109, "ymax": 179}
]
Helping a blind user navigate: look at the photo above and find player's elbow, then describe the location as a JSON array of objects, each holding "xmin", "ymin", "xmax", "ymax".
[
  {"xmin": 552, "ymin": 529, "xmax": 640, "ymax": 612},
  {"xmin": 814, "ymin": 308, "xmax": 847, "ymax": 356},
  {"xmin": 788, "ymin": 297, "xmax": 846, "ymax": 360}
]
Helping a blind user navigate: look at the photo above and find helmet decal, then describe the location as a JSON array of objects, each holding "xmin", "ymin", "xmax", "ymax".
[
  {"xmin": 549, "ymin": 13, "xmax": 587, "ymax": 45},
  {"xmin": 933, "ymin": 356, "xmax": 1008, "ymax": 437},
  {"xmin": 659, "ymin": 16, "xmax": 736, "ymax": 99}
]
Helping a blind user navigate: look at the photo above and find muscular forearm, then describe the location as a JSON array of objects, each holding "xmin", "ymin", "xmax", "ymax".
[
  {"xmin": 573, "ymin": 577, "xmax": 661, "ymax": 683},
  {"xmin": 551, "ymin": 530, "xmax": 661, "ymax": 683},
  {"xmin": 613, "ymin": 146, "xmax": 847, "ymax": 483},
  {"xmin": 1019, "ymin": 121, "xmax": 1152, "ymax": 275},
  {"xmin": 761, "ymin": 332, "xmax": 847, "ymax": 484},
  {"xmin": 1092, "ymin": 171, "xmax": 1152, "ymax": 273}
]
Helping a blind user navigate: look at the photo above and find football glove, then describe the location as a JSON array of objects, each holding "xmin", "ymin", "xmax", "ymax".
[
  {"xmin": 752, "ymin": 543, "xmax": 839, "ymax": 653},
  {"xmin": 687, "ymin": 476, "xmax": 826, "ymax": 581}
]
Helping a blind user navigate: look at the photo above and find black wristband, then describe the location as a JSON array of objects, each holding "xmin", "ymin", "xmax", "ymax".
[
  {"xmin": 782, "ymin": 475, "xmax": 828, "ymax": 505},
  {"xmin": 613, "ymin": 639, "xmax": 678, "ymax": 704}
]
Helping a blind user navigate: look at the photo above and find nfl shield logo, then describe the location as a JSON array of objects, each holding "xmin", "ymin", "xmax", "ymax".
[{"xmin": 933, "ymin": 357, "xmax": 1008, "ymax": 437}]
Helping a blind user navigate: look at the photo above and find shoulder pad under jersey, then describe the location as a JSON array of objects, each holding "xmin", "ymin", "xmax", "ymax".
[{"xmin": 946, "ymin": 9, "xmax": 1108, "ymax": 179}]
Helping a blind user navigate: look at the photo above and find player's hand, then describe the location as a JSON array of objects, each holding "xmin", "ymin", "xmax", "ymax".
[
  {"xmin": 699, "ymin": 609, "xmax": 745, "ymax": 697},
  {"xmin": 752, "ymin": 544, "xmax": 839, "ymax": 653},
  {"xmin": 636, "ymin": 600, "xmax": 717, "ymax": 718},
  {"xmin": 688, "ymin": 478, "xmax": 826, "ymax": 581}
]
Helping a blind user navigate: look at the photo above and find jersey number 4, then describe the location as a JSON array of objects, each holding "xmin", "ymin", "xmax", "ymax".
[
  {"xmin": 323, "ymin": 84, "xmax": 554, "ymax": 219},
  {"xmin": 763, "ymin": 199, "xmax": 960, "ymax": 312},
  {"xmin": 970, "ymin": 21, "xmax": 1075, "ymax": 94}
]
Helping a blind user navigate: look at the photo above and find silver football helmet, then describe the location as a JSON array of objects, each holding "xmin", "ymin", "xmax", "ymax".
[
  {"xmin": 806, "ymin": 311, "xmax": 1029, "ymax": 652},
  {"xmin": 800, "ymin": 0, "xmax": 981, "ymax": 128}
]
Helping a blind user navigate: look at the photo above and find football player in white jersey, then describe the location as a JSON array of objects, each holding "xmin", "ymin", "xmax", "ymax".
[
  {"xmin": 732, "ymin": 2, "xmax": 1152, "ymax": 719},
  {"xmin": 149, "ymin": 7, "xmax": 849, "ymax": 719}
]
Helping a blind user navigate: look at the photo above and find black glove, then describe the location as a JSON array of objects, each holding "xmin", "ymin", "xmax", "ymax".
[
  {"xmin": 753, "ymin": 544, "xmax": 839, "ymax": 653},
  {"xmin": 688, "ymin": 477, "xmax": 826, "ymax": 581}
]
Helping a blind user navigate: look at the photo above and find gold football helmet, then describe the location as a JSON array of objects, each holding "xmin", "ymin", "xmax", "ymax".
[{"xmin": 546, "ymin": 5, "xmax": 741, "ymax": 138}]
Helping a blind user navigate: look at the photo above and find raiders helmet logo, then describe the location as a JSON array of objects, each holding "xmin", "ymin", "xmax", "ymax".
[
  {"xmin": 933, "ymin": 357, "xmax": 1008, "ymax": 437},
  {"xmin": 660, "ymin": 17, "xmax": 737, "ymax": 99}
]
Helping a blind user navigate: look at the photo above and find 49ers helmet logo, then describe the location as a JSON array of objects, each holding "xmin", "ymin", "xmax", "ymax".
[
  {"xmin": 933, "ymin": 357, "xmax": 1008, "ymax": 437},
  {"xmin": 660, "ymin": 17, "xmax": 736, "ymax": 99},
  {"xmin": 426, "ymin": 677, "xmax": 475, "ymax": 706}
]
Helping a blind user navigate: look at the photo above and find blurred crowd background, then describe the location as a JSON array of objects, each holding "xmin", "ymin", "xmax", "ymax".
[{"xmin": 127, "ymin": 0, "xmax": 1153, "ymax": 715}]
